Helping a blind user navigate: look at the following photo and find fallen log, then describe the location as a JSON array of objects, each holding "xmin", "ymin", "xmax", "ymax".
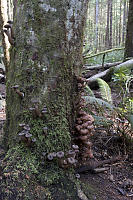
[
  {"xmin": 114, "ymin": 58, "xmax": 133, "ymax": 71},
  {"xmin": 86, "ymin": 68, "xmax": 113, "ymax": 88},
  {"xmin": 86, "ymin": 59, "xmax": 133, "ymax": 87},
  {"xmin": 84, "ymin": 61, "xmax": 122, "ymax": 71}
]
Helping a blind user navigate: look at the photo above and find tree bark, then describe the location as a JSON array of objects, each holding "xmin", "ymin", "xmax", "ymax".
[
  {"xmin": 122, "ymin": 0, "xmax": 126, "ymax": 45},
  {"xmin": 109, "ymin": 0, "xmax": 112, "ymax": 49},
  {"xmin": 124, "ymin": 0, "xmax": 133, "ymax": 60},
  {"xmin": 0, "ymin": 0, "xmax": 13, "ymax": 68},
  {"xmin": 105, "ymin": 0, "xmax": 110, "ymax": 49},
  {"xmin": 95, "ymin": 0, "xmax": 99, "ymax": 53},
  {"xmin": 0, "ymin": 1, "xmax": 96, "ymax": 199}
]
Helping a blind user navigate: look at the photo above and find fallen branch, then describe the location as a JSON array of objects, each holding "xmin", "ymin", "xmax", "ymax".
[
  {"xmin": 86, "ymin": 59, "xmax": 133, "ymax": 86},
  {"xmin": 114, "ymin": 58, "xmax": 133, "ymax": 71},
  {"xmin": 94, "ymin": 167, "xmax": 109, "ymax": 173},
  {"xmin": 84, "ymin": 61, "xmax": 122, "ymax": 71},
  {"xmin": 76, "ymin": 156, "xmax": 122, "ymax": 173},
  {"xmin": 87, "ymin": 68, "xmax": 113, "ymax": 86}
]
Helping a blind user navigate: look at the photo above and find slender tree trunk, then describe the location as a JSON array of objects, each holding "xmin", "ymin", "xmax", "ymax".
[
  {"xmin": 109, "ymin": 0, "xmax": 112, "ymax": 48},
  {"xmin": 122, "ymin": 0, "xmax": 126, "ymax": 44},
  {"xmin": 119, "ymin": 0, "xmax": 122, "ymax": 46},
  {"xmin": 105, "ymin": 0, "xmax": 110, "ymax": 49},
  {"xmin": 95, "ymin": 0, "xmax": 99, "ymax": 53},
  {"xmin": 0, "ymin": 0, "xmax": 12, "ymax": 67},
  {"xmin": 0, "ymin": 1, "xmax": 93, "ymax": 199}
]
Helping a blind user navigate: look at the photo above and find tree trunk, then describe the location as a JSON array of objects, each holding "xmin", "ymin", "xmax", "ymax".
[
  {"xmin": 0, "ymin": 0, "xmax": 13, "ymax": 67},
  {"xmin": 124, "ymin": 0, "xmax": 133, "ymax": 60},
  {"xmin": 95, "ymin": 0, "xmax": 99, "ymax": 53},
  {"xmin": 118, "ymin": 0, "xmax": 122, "ymax": 46},
  {"xmin": 105, "ymin": 0, "xmax": 110, "ymax": 49},
  {"xmin": 122, "ymin": 0, "xmax": 126, "ymax": 45},
  {"xmin": 109, "ymin": 0, "xmax": 112, "ymax": 49},
  {"xmin": 0, "ymin": 1, "xmax": 96, "ymax": 199}
]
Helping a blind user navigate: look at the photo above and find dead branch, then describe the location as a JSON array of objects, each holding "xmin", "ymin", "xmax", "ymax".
[
  {"xmin": 76, "ymin": 156, "xmax": 122, "ymax": 173},
  {"xmin": 83, "ymin": 61, "xmax": 122, "ymax": 71},
  {"xmin": 86, "ymin": 59, "xmax": 133, "ymax": 87}
]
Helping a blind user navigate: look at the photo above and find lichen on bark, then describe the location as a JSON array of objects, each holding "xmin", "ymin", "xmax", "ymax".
[{"xmin": 0, "ymin": 0, "xmax": 94, "ymax": 199}]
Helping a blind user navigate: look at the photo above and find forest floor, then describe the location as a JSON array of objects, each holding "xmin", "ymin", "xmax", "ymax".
[{"xmin": 0, "ymin": 81, "xmax": 133, "ymax": 200}]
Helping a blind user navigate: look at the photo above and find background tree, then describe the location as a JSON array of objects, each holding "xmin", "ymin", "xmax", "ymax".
[
  {"xmin": 0, "ymin": 0, "xmax": 92, "ymax": 199},
  {"xmin": 95, "ymin": 0, "xmax": 99, "ymax": 52},
  {"xmin": 84, "ymin": 0, "xmax": 129, "ymax": 53},
  {"xmin": 105, "ymin": 0, "xmax": 111, "ymax": 49},
  {"xmin": 124, "ymin": 0, "xmax": 133, "ymax": 60}
]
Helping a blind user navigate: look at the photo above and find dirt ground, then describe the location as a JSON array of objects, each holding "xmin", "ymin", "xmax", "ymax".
[
  {"xmin": 79, "ymin": 130, "xmax": 133, "ymax": 200},
  {"xmin": 0, "ymin": 81, "xmax": 133, "ymax": 200}
]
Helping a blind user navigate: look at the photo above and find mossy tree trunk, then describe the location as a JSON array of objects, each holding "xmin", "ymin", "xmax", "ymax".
[
  {"xmin": 124, "ymin": 0, "xmax": 133, "ymax": 60},
  {"xmin": 0, "ymin": 1, "xmax": 93, "ymax": 199}
]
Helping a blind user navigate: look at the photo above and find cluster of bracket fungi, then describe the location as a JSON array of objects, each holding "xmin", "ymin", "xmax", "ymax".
[
  {"xmin": 11, "ymin": 85, "xmax": 24, "ymax": 98},
  {"xmin": 74, "ymin": 76, "xmax": 94, "ymax": 161}
]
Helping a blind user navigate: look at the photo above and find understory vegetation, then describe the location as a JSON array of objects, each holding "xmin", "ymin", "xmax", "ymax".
[{"xmin": 83, "ymin": 48, "xmax": 133, "ymax": 149}]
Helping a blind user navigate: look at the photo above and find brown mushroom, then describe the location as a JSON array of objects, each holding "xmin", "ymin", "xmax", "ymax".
[
  {"xmin": 34, "ymin": 105, "xmax": 42, "ymax": 118},
  {"xmin": 3, "ymin": 28, "xmax": 14, "ymax": 45},
  {"xmin": 79, "ymin": 135, "xmax": 88, "ymax": 141},
  {"xmin": 72, "ymin": 145, "xmax": 79, "ymax": 150},
  {"xmin": 67, "ymin": 150, "xmax": 76, "ymax": 158},
  {"xmin": 67, "ymin": 157, "xmax": 77, "ymax": 165},
  {"xmin": 87, "ymin": 125, "xmax": 94, "ymax": 130},
  {"xmin": 80, "ymin": 129, "xmax": 89, "ymax": 135},
  {"xmin": 83, "ymin": 141, "xmax": 92, "ymax": 147},
  {"xmin": 75, "ymin": 125, "xmax": 81, "ymax": 132},
  {"xmin": 47, "ymin": 153, "xmax": 54, "ymax": 160},
  {"xmin": 11, "ymin": 85, "xmax": 24, "ymax": 98},
  {"xmin": 81, "ymin": 114, "xmax": 94, "ymax": 122},
  {"xmin": 56, "ymin": 151, "xmax": 64, "ymax": 158},
  {"xmin": 78, "ymin": 110, "xmax": 86, "ymax": 116},
  {"xmin": 77, "ymin": 119, "xmax": 82, "ymax": 125},
  {"xmin": 59, "ymin": 159, "xmax": 68, "ymax": 168}
]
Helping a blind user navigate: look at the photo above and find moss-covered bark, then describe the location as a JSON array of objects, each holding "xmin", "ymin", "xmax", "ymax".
[
  {"xmin": 0, "ymin": 0, "xmax": 96, "ymax": 199},
  {"xmin": 5, "ymin": 0, "xmax": 88, "ymax": 151}
]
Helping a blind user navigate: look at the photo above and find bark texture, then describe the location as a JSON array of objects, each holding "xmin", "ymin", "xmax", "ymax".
[
  {"xmin": 0, "ymin": 0, "xmax": 13, "ymax": 67},
  {"xmin": 124, "ymin": 0, "xmax": 133, "ymax": 60},
  {"xmin": 5, "ymin": 0, "xmax": 88, "ymax": 151},
  {"xmin": 0, "ymin": 1, "xmax": 95, "ymax": 199}
]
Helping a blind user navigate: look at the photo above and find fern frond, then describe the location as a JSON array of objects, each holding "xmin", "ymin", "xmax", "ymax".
[
  {"xmin": 85, "ymin": 85, "xmax": 95, "ymax": 97},
  {"xmin": 84, "ymin": 96, "xmax": 114, "ymax": 110},
  {"xmin": 97, "ymin": 78, "xmax": 113, "ymax": 104},
  {"xmin": 128, "ymin": 114, "xmax": 133, "ymax": 129},
  {"xmin": 93, "ymin": 115, "xmax": 113, "ymax": 127}
]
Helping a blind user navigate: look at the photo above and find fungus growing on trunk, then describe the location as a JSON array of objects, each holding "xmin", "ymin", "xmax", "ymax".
[{"xmin": 11, "ymin": 85, "xmax": 24, "ymax": 98}]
